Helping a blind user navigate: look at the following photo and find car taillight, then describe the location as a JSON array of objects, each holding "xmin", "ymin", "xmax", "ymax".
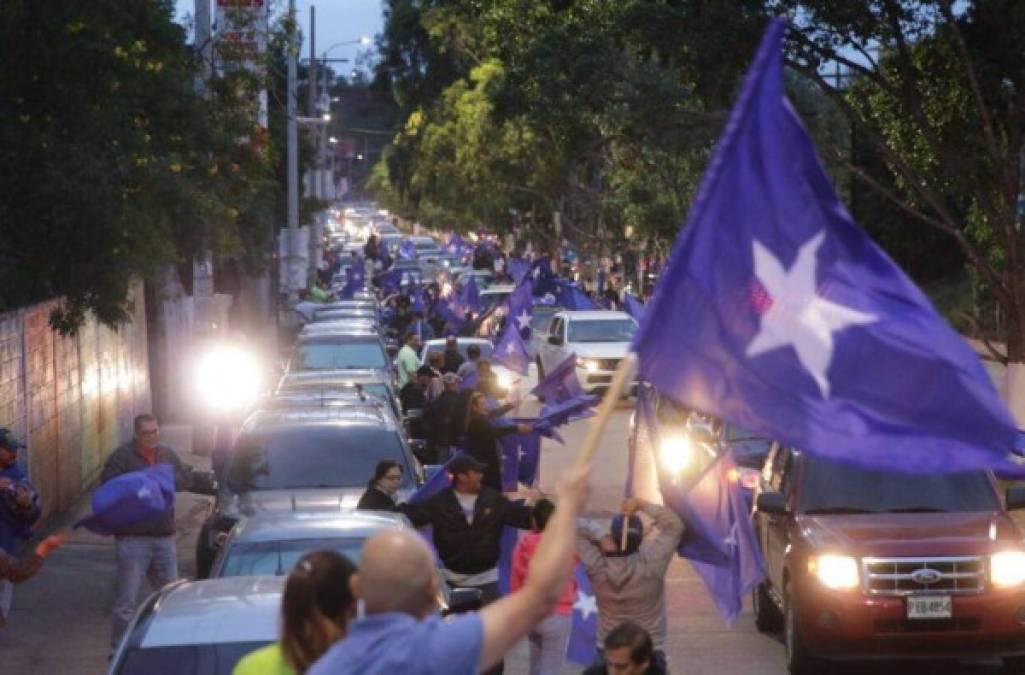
[{"xmin": 738, "ymin": 468, "xmax": 760, "ymax": 490}]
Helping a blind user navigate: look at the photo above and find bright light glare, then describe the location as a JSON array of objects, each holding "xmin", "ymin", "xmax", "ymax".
[
  {"xmin": 360, "ymin": 35, "xmax": 372, "ymax": 46},
  {"xmin": 194, "ymin": 345, "xmax": 262, "ymax": 412},
  {"xmin": 811, "ymin": 555, "xmax": 859, "ymax": 590},
  {"xmin": 992, "ymin": 551, "xmax": 1025, "ymax": 587},
  {"xmin": 441, "ymin": 282, "xmax": 453, "ymax": 297},
  {"xmin": 658, "ymin": 434, "xmax": 692, "ymax": 474},
  {"xmin": 495, "ymin": 372, "xmax": 512, "ymax": 390}
]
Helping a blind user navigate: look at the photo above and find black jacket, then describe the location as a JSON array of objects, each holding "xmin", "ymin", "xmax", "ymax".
[
  {"xmin": 401, "ymin": 487, "xmax": 532, "ymax": 575},
  {"xmin": 400, "ymin": 382, "xmax": 429, "ymax": 439},
  {"xmin": 100, "ymin": 443, "xmax": 194, "ymax": 537},
  {"xmin": 426, "ymin": 389, "xmax": 462, "ymax": 450},
  {"xmin": 356, "ymin": 486, "xmax": 397, "ymax": 512},
  {"xmin": 441, "ymin": 349, "xmax": 465, "ymax": 374},
  {"xmin": 466, "ymin": 414, "xmax": 518, "ymax": 491}
]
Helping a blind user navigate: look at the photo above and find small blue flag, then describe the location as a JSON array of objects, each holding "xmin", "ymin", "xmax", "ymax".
[
  {"xmin": 497, "ymin": 522, "xmax": 522, "ymax": 595},
  {"xmin": 630, "ymin": 18, "xmax": 1023, "ymax": 476},
  {"xmin": 493, "ymin": 321, "xmax": 531, "ymax": 376},
  {"xmin": 399, "ymin": 240, "xmax": 417, "ymax": 260},
  {"xmin": 498, "ymin": 428, "xmax": 545, "ymax": 489},
  {"xmin": 531, "ymin": 353, "xmax": 587, "ymax": 404},
  {"xmin": 508, "ymin": 258, "xmax": 531, "ymax": 285},
  {"xmin": 623, "ymin": 293, "xmax": 645, "ymax": 322},
  {"xmin": 408, "ymin": 456, "xmax": 456, "ymax": 505},
  {"xmin": 566, "ymin": 563, "xmax": 598, "ymax": 665},
  {"xmin": 459, "ymin": 277, "xmax": 481, "ymax": 314},
  {"xmin": 375, "ymin": 268, "xmax": 402, "ymax": 294},
  {"xmin": 531, "ymin": 258, "xmax": 559, "ymax": 298},
  {"xmin": 554, "ymin": 281, "xmax": 598, "ymax": 311},
  {"xmin": 74, "ymin": 464, "xmax": 175, "ymax": 535}
]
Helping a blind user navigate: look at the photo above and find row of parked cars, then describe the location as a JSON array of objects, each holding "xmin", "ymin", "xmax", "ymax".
[{"xmin": 108, "ymin": 231, "xmax": 485, "ymax": 674}]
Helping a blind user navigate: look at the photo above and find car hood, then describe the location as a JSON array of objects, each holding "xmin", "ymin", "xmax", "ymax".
[
  {"xmin": 569, "ymin": 342, "xmax": 630, "ymax": 359},
  {"xmin": 797, "ymin": 511, "xmax": 1022, "ymax": 557}
]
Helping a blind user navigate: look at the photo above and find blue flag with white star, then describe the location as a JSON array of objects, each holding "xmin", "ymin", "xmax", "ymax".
[
  {"xmin": 504, "ymin": 279, "xmax": 534, "ymax": 340},
  {"xmin": 566, "ymin": 563, "xmax": 598, "ymax": 665},
  {"xmin": 493, "ymin": 321, "xmax": 530, "ymax": 376},
  {"xmin": 631, "ymin": 18, "xmax": 1022, "ymax": 475}
]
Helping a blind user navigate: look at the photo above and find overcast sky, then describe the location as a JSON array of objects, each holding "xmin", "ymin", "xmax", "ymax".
[{"xmin": 175, "ymin": 0, "xmax": 385, "ymax": 73}]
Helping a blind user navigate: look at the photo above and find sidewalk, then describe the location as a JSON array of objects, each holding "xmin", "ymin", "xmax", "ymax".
[{"xmin": 0, "ymin": 424, "xmax": 212, "ymax": 674}]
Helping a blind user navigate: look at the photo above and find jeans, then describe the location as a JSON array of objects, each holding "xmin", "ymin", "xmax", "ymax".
[
  {"xmin": 111, "ymin": 535, "xmax": 178, "ymax": 649},
  {"xmin": 528, "ymin": 613, "xmax": 571, "ymax": 675}
]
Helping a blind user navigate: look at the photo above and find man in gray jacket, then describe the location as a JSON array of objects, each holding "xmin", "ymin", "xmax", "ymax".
[
  {"xmin": 101, "ymin": 413, "xmax": 195, "ymax": 650},
  {"xmin": 577, "ymin": 497, "xmax": 684, "ymax": 670}
]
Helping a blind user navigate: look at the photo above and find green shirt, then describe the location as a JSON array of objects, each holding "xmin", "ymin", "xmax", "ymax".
[
  {"xmin": 233, "ymin": 644, "xmax": 294, "ymax": 675},
  {"xmin": 395, "ymin": 344, "xmax": 420, "ymax": 389}
]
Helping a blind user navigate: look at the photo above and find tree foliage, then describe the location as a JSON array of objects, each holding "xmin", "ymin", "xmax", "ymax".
[{"xmin": 0, "ymin": 0, "xmax": 277, "ymax": 331}]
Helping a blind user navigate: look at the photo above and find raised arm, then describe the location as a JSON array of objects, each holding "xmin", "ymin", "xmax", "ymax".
[
  {"xmin": 635, "ymin": 499, "xmax": 684, "ymax": 574},
  {"xmin": 477, "ymin": 463, "xmax": 590, "ymax": 671}
]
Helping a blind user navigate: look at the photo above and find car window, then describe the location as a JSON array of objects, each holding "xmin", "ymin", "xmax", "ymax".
[
  {"xmin": 566, "ymin": 319, "xmax": 637, "ymax": 343},
  {"xmin": 291, "ymin": 341, "xmax": 387, "ymax": 370},
  {"xmin": 227, "ymin": 427, "xmax": 413, "ymax": 492},
  {"xmin": 219, "ymin": 537, "xmax": 369, "ymax": 577},
  {"xmin": 549, "ymin": 318, "xmax": 563, "ymax": 338},
  {"xmin": 799, "ymin": 455, "xmax": 998, "ymax": 514},
  {"xmin": 117, "ymin": 643, "xmax": 269, "ymax": 675}
]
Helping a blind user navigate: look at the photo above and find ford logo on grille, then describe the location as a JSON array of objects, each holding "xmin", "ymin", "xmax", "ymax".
[{"xmin": 910, "ymin": 568, "xmax": 943, "ymax": 585}]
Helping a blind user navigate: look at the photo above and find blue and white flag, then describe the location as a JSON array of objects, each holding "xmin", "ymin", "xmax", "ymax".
[
  {"xmin": 498, "ymin": 428, "xmax": 545, "ymax": 488},
  {"xmin": 554, "ymin": 280, "xmax": 598, "ymax": 311},
  {"xmin": 531, "ymin": 258, "xmax": 559, "ymax": 298},
  {"xmin": 631, "ymin": 18, "xmax": 1023, "ymax": 475},
  {"xmin": 508, "ymin": 258, "xmax": 531, "ymax": 285},
  {"xmin": 566, "ymin": 563, "xmax": 598, "ymax": 665},
  {"xmin": 74, "ymin": 464, "xmax": 175, "ymax": 535},
  {"xmin": 459, "ymin": 276, "xmax": 481, "ymax": 315},
  {"xmin": 504, "ymin": 279, "xmax": 534, "ymax": 340},
  {"xmin": 531, "ymin": 353, "xmax": 586, "ymax": 403},
  {"xmin": 493, "ymin": 321, "xmax": 531, "ymax": 376}
]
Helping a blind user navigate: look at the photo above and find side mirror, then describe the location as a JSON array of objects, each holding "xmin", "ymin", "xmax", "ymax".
[
  {"xmin": 443, "ymin": 587, "xmax": 483, "ymax": 616},
  {"xmin": 755, "ymin": 491, "xmax": 788, "ymax": 516},
  {"xmin": 1007, "ymin": 485, "xmax": 1025, "ymax": 511},
  {"xmin": 548, "ymin": 335, "xmax": 563, "ymax": 346},
  {"xmin": 191, "ymin": 470, "xmax": 219, "ymax": 497}
]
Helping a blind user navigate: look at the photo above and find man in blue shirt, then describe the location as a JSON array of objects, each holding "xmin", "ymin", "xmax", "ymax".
[{"xmin": 308, "ymin": 463, "xmax": 591, "ymax": 675}]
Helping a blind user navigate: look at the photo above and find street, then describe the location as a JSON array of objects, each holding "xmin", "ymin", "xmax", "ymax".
[{"xmin": 0, "ymin": 383, "xmax": 1011, "ymax": 674}]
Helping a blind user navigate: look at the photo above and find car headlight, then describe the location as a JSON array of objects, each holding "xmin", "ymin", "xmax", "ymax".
[
  {"xmin": 495, "ymin": 372, "xmax": 513, "ymax": 390},
  {"xmin": 658, "ymin": 434, "xmax": 692, "ymax": 474},
  {"xmin": 809, "ymin": 554, "xmax": 859, "ymax": 590},
  {"xmin": 991, "ymin": 551, "xmax": 1025, "ymax": 588},
  {"xmin": 194, "ymin": 344, "xmax": 263, "ymax": 413},
  {"xmin": 576, "ymin": 357, "xmax": 600, "ymax": 373}
]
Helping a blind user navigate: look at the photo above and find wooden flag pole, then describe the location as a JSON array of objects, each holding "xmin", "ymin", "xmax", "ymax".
[{"xmin": 575, "ymin": 353, "xmax": 638, "ymax": 469}]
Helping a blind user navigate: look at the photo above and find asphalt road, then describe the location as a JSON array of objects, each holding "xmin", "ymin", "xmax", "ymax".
[{"xmin": 1, "ymin": 382, "xmax": 1015, "ymax": 674}]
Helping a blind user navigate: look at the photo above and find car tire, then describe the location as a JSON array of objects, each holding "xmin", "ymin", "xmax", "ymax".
[
  {"xmin": 1003, "ymin": 656, "xmax": 1025, "ymax": 673},
  {"xmin": 784, "ymin": 583, "xmax": 827, "ymax": 675},
  {"xmin": 753, "ymin": 581, "xmax": 783, "ymax": 633}
]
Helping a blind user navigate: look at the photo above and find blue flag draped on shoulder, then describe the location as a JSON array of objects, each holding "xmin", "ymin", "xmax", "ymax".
[
  {"xmin": 74, "ymin": 464, "xmax": 175, "ymax": 535},
  {"xmin": 631, "ymin": 18, "xmax": 1023, "ymax": 475}
]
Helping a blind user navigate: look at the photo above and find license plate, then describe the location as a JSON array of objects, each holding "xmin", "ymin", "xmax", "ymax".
[{"xmin": 906, "ymin": 595, "xmax": 952, "ymax": 619}]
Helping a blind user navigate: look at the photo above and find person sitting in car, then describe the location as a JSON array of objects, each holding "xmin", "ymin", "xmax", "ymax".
[{"xmin": 356, "ymin": 461, "xmax": 404, "ymax": 512}]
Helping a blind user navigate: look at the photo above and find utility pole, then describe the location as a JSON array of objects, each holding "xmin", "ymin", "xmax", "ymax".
[{"xmin": 286, "ymin": 0, "xmax": 300, "ymax": 298}]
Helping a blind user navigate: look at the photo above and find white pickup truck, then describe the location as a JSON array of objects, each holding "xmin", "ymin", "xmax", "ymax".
[{"xmin": 533, "ymin": 310, "xmax": 638, "ymax": 394}]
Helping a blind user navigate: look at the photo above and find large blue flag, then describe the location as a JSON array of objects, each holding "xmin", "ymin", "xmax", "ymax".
[
  {"xmin": 531, "ymin": 353, "xmax": 586, "ymax": 403},
  {"xmin": 74, "ymin": 464, "xmax": 175, "ymax": 535},
  {"xmin": 508, "ymin": 258, "xmax": 531, "ymax": 285},
  {"xmin": 631, "ymin": 18, "xmax": 1023, "ymax": 475},
  {"xmin": 459, "ymin": 276, "xmax": 481, "ymax": 314},
  {"xmin": 493, "ymin": 321, "xmax": 531, "ymax": 376},
  {"xmin": 554, "ymin": 280, "xmax": 598, "ymax": 311},
  {"xmin": 498, "ymin": 428, "xmax": 545, "ymax": 489},
  {"xmin": 531, "ymin": 258, "xmax": 559, "ymax": 298},
  {"xmin": 566, "ymin": 563, "xmax": 599, "ymax": 665}
]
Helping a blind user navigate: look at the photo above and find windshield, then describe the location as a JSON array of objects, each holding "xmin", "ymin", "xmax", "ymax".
[
  {"xmin": 227, "ymin": 427, "xmax": 413, "ymax": 492},
  {"xmin": 800, "ymin": 456, "xmax": 998, "ymax": 514},
  {"xmin": 117, "ymin": 643, "xmax": 268, "ymax": 675},
  {"xmin": 219, "ymin": 537, "xmax": 369, "ymax": 578},
  {"xmin": 423, "ymin": 342, "xmax": 493, "ymax": 361},
  {"xmin": 291, "ymin": 341, "xmax": 387, "ymax": 371},
  {"xmin": 725, "ymin": 425, "xmax": 774, "ymax": 467},
  {"xmin": 567, "ymin": 319, "xmax": 637, "ymax": 343}
]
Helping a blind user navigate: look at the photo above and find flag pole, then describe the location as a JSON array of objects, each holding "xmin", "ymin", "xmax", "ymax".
[{"xmin": 575, "ymin": 353, "xmax": 637, "ymax": 468}]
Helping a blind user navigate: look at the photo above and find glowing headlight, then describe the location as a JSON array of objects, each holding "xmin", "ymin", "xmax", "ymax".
[
  {"xmin": 991, "ymin": 551, "xmax": 1025, "ymax": 588},
  {"xmin": 495, "ymin": 372, "xmax": 513, "ymax": 390},
  {"xmin": 576, "ymin": 357, "xmax": 600, "ymax": 373},
  {"xmin": 441, "ymin": 282, "xmax": 453, "ymax": 297},
  {"xmin": 194, "ymin": 344, "xmax": 263, "ymax": 412},
  {"xmin": 809, "ymin": 555, "xmax": 859, "ymax": 590},
  {"xmin": 658, "ymin": 434, "xmax": 692, "ymax": 474}
]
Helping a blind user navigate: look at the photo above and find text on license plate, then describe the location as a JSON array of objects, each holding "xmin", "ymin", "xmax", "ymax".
[{"xmin": 906, "ymin": 595, "xmax": 952, "ymax": 619}]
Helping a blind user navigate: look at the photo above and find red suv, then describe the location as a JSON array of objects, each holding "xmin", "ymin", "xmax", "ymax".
[{"xmin": 752, "ymin": 445, "xmax": 1025, "ymax": 673}]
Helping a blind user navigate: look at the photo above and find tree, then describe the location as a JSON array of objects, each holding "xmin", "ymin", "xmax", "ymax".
[{"xmin": 0, "ymin": 0, "xmax": 276, "ymax": 332}]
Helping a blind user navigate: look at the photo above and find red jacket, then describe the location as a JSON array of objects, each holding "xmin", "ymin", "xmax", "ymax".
[{"xmin": 509, "ymin": 531, "xmax": 577, "ymax": 615}]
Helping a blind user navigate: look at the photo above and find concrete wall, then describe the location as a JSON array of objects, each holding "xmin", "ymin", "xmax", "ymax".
[{"xmin": 0, "ymin": 284, "xmax": 151, "ymax": 520}]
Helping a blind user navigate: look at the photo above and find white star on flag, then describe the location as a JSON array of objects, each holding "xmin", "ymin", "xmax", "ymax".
[
  {"xmin": 745, "ymin": 231, "xmax": 877, "ymax": 398},
  {"xmin": 515, "ymin": 310, "xmax": 531, "ymax": 331},
  {"xmin": 505, "ymin": 341, "xmax": 517, "ymax": 355},
  {"xmin": 573, "ymin": 590, "xmax": 597, "ymax": 621}
]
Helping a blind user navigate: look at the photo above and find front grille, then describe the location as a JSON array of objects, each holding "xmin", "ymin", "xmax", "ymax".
[
  {"xmin": 598, "ymin": 358, "xmax": 621, "ymax": 371},
  {"xmin": 862, "ymin": 556, "xmax": 985, "ymax": 596},
  {"xmin": 874, "ymin": 618, "xmax": 981, "ymax": 634}
]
